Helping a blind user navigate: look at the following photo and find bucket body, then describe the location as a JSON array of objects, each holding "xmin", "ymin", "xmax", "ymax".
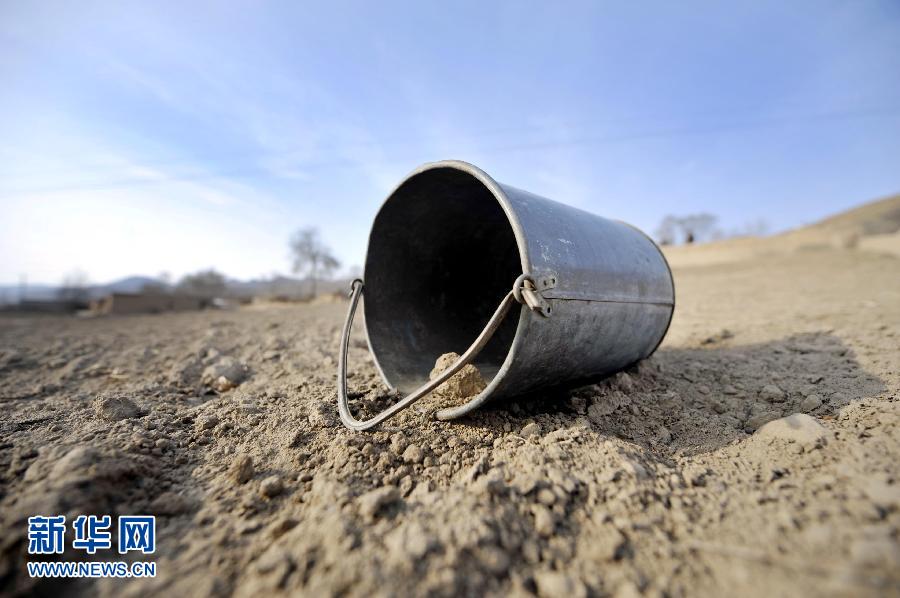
[{"xmin": 363, "ymin": 160, "xmax": 674, "ymax": 420}]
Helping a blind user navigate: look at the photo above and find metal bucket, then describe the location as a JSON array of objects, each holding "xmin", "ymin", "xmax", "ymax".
[{"xmin": 337, "ymin": 160, "xmax": 674, "ymax": 430}]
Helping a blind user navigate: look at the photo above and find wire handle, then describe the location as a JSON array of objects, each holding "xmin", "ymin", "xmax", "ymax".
[{"xmin": 336, "ymin": 274, "xmax": 547, "ymax": 431}]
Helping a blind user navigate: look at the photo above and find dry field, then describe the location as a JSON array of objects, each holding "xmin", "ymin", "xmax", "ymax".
[{"xmin": 1, "ymin": 203, "xmax": 899, "ymax": 597}]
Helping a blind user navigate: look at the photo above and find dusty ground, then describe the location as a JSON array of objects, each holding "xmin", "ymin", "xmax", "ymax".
[{"xmin": 1, "ymin": 245, "xmax": 899, "ymax": 597}]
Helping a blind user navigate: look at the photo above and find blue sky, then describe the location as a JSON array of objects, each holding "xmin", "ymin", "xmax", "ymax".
[{"xmin": 2, "ymin": 0, "xmax": 899, "ymax": 284}]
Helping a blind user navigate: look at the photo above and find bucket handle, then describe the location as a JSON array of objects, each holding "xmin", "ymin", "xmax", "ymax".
[{"xmin": 337, "ymin": 274, "xmax": 547, "ymax": 431}]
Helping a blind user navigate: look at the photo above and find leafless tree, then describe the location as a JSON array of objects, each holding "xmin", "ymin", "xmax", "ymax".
[
  {"xmin": 177, "ymin": 269, "xmax": 227, "ymax": 298},
  {"xmin": 57, "ymin": 270, "xmax": 91, "ymax": 303},
  {"xmin": 678, "ymin": 213, "xmax": 718, "ymax": 244},
  {"xmin": 141, "ymin": 273, "xmax": 172, "ymax": 295},
  {"xmin": 289, "ymin": 227, "xmax": 340, "ymax": 298},
  {"xmin": 655, "ymin": 216, "xmax": 680, "ymax": 246},
  {"xmin": 656, "ymin": 213, "xmax": 720, "ymax": 245}
]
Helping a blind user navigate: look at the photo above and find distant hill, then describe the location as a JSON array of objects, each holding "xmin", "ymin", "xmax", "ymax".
[
  {"xmin": 663, "ymin": 193, "xmax": 900, "ymax": 268},
  {"xmin": 92, "ymin": 276, "xmax": 167, "ymax": 296},
  {"xmin": 800, "ymin": 193, "xmax": 900, "ymax": 238}
]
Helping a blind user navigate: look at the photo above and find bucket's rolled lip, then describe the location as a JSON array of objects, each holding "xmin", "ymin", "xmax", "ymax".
[{"xmin": 362, "ymin": 159, "xmax": 531, "ymax": 421}]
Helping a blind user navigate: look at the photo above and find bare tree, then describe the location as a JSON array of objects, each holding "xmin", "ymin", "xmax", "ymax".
[
  {"xmin": 141, "ymin": 273, "xmax": 172, "ymax": 295},
  {"xmin": 57, "ymin": 270, "xmax": 91, "ymax": 304},
  {"xmin": 678, "ymin": 213, "xmax": 718, "ymax": 244},
  {"xmin": 177, "ymin": 269, "xmax": 227, "ymax": 298},
  {"xmin": 289, "ymin": 227, "xmax": 340, "ymax": 298},
  {"xmin": 655, "ymin": 213, "xmax": 721, "ymax": 245},
  {"xmin": 655, "ymin": 216, "xmax": 680, "ymax": 246}
]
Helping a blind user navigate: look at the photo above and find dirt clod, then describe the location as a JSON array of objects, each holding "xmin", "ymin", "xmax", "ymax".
[
  {"xmin": 230, "ymin": 455, "xmax": 255, "ymax": 484},
  {"xmin": 358, "ymin": 486, "xmax": 401, "ymax": 521},
  {"xmin": 93, "ymin": 395, "xmax": 142, "ymax": 421},
  {"xmin": 521, "ymin": 422, "xmax": 542, "ymax": 438},
  {"xmin": 402, "ymin": 444, "xmax": 424, "ymax": 464},
  {"xmin": 201, "ymin": 356, "xmax": 249, "ymax": 391},
  {"xmin": 429, "ymin": 352, "xmax": 487, "ymax": 402},
  {"xmin": 260, "ymin": 476, "xmax": 284, "ymax": 498},
  {"xmin": 800, "ymin": 393, "xmax": 823, "ymax": 412},
  {"xmin": 759, "ymin": 383, "xmax": 786, "ymax": 402}
]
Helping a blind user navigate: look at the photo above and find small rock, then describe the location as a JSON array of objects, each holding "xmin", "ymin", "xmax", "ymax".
[
  {"xmin": 201, "ymin": 357, "xmax": 249, "ymax": 390},
  {"xmin": 213, "ymin": 376, "xmax": 237, "ymax": 392},
  {"xmin": 402, "ymin": 444, "xmax": 424, "ymax": 464},
  {"xmin": 656, "ymin": 426, "xmax": 672, "ymax": 444},
  {"xmin": 756, "ymin": 413, "xmax": 832, "ymax": 446},
  {"xmin": 587, "ymin": 402, "xmax": 608, "ymax": 424},
  {"xmin": 521, "ymin": 422, "xmax": 542, "ymax": 439},
  {"xmin": 260, "ymin": 475, "xmax": 284, "ymax": 498},
  {"xmin": 93, "ymin": 395, "xmax": 142, "ymax": 421},
  {"xmin": 230, "ymin": 455, "xmax": 254, "ymax": 484},
  {"xmin": 358, "ymin": 486, "xmax": 401, "ymax": 521},
  {"xmin": 614, "ymin": 372, "xmax": 635, "ymax": 393},
  {"xmin": 389, "ymin": 433, "xmax": 407, "ymax": 455},
  {"xmin": 399, "ymin": 475, "xmax": 414, "ymax": 496},
  {"xmin": 197, "ymin": 414, "xmax": 219, "ymax": 430},
  {"xmin": 800, "ymin": 393, "xmax": 823, "ymax": 412},
  {"xmin": 759, "ymin": 384, "xmax": 786, "ymax": 403},
  {"xmin": 532, "ymin": 504, "xmax": 555, "ymax": 537},
  {"xmin": 477, "ymin": 545, "xmax": 511, "ymax": 575},
  {"xmin": 533, "ymin": 571, "xmax": 587, "ymax": 598},
  {"xmin": 536, "ymin": 488, "xmax": 557, "ymax": 506},
  {"xmin": 465, "ymin": 454, "xmax": 491, "ymax": 483},
  {"xmin": 473, "ymin": 472, "xmax": 507, "ymax": 497}
]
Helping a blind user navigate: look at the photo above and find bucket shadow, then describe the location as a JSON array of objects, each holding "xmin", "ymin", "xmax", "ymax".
[{"xmin": 462, "ymin": 332, "xmax": 887, "ymax": 456}]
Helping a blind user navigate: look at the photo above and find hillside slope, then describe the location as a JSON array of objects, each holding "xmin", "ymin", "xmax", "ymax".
[{"xmin": 663, "ymin": 193, "xmax": 900, "ymax": 268}]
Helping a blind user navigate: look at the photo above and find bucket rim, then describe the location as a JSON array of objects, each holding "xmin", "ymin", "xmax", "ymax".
[{"xmin": 362, "ymin": 159, "xmax": 531, "ymax": 420}]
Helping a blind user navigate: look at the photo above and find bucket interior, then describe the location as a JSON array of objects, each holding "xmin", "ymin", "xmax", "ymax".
[{"xmin": 364, "ymin": 167, "xmax": 522, "ymax": 394}]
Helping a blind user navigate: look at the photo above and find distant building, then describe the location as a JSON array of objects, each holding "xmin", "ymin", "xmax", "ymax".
[
  {"xmin": 15, "ymin": 300, "xmax": 81, "ymax": 314},
  {"xmin": 90, "ymin": 293, "xmax": 206, "ymax": 315}
]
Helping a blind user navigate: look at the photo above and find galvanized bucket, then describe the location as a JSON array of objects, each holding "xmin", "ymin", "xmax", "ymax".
[{"xmin": 338, "ymin": 160, "xmax": 674, "ymax": 431}]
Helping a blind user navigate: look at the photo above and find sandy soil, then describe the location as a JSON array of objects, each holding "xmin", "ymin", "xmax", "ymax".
[{"xmin": 1, "ymin": 245, "xmax": 899, "ymax": 597}]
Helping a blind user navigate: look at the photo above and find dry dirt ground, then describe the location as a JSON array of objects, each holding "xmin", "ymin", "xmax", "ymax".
[{"xmin": 1, "ymin": 246, "xmax": 899, "ymax": 597}]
